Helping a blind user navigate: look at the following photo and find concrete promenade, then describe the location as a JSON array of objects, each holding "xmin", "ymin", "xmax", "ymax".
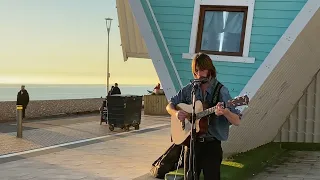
[{"xmin": 0, "ymin": 113, "xmax": 319, "ymax": 179}]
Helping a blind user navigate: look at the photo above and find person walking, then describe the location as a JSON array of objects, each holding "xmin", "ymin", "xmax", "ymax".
[{"xmin": 16, "ymin": 85, "xmax": 30, "ymax": 119}]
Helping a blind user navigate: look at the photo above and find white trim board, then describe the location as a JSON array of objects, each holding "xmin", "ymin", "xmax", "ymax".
[
  {"xmin": 238, "ymin": 0, "xmax": 320, "ymax": 112},
  {"xmin": 182, "ymin": 53, "xmax": 255, "ymax": 63},
  {"xmin": 188, "ymin": 0, "xmax": 255, "ymax": 62},
  {"xmin": 129, "ymin": 0, "xmax": 177, "ymax": 100}
]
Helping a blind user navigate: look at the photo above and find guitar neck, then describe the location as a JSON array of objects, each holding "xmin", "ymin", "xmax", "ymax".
[
  {"xmin": 196, "ymin": 108, "xmax": 214, "ymax": 119},
  {"xmin": 196, "ymin": 102, "xmax": 230, "ymax": 119},
  {"xmin": 191, "ymin": 95, "xmax": 249, "ymax": 119}
]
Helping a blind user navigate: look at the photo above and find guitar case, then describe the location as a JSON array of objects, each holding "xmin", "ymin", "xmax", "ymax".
[{"xmin": 150, "ymin": 143, "xmax": 184, "ymax": 179}]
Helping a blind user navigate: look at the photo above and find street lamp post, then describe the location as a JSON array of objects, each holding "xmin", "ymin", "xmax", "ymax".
[{"xmin": 105, "ymin": 18, "xmax": 113, "ymax": 95}]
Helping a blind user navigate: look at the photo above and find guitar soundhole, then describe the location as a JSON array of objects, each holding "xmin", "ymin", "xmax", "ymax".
[{"xmin": 182, "ymin": 121, "xmax": 185, "ymax": 130}]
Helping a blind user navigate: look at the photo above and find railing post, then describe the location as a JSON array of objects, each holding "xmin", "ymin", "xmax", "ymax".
[{"xmin": 16, "ymin": 105, "xmax": 23, "ymax": 138}]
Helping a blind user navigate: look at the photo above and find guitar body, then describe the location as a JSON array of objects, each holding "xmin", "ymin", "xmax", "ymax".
[
  {"xmin": 170, "ymin": 95, "xmax": 249, "ymax": 145},
  {"xmin": 171, "ymin": 100, "xmax": 208, "ymax": 145}
]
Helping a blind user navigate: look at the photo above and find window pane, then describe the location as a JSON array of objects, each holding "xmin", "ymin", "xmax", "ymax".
[{"xmin": 200, "ymin": 11, "xmax": 244, "ymax": 53}]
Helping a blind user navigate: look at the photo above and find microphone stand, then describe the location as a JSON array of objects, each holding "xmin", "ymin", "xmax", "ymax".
[{"xmin": 186, "ymin": 80, "xmax": 200, "ymax": 180}]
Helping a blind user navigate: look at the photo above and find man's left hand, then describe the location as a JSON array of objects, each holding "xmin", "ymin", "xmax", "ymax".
[{"xmin": 214, "ymin": 102, "xmax": 230, "ymax": 116}]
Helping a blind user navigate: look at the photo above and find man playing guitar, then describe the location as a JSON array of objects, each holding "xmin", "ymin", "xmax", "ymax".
[{"xmin": 166, "ymin": 53, "xmax": 242, "ymax": 180}]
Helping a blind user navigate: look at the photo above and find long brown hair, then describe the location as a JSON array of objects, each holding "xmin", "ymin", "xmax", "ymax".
[{"xmin": 191, "ymin": 53, "xmax": 216, "ymax": 78}]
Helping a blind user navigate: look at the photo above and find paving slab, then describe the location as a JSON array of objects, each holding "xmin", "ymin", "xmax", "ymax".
[
  {"xmin": 1, "ymin": 113, "xmax": 320, "ymax": 179},
  {"xmin": 0, "ymin": 123, "xmax": 171, "ymax": 180},
  {"xmin": 251, "ymin": 151, "xmax": 320, "ymax": 180},
  {"xmin": 0, "ymin": 113, "xmax": 169, "ymax": 156}
]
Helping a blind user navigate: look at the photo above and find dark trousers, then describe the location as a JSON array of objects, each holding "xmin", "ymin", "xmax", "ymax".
[{"xmin": 184, "ymin": 140, "xmax": 222, "ymax": 180}]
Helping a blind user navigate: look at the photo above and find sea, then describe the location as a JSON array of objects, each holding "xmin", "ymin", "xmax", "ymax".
[{"xmin": 0, "ymin": 84, "xmax": 155, "ymax": 102}]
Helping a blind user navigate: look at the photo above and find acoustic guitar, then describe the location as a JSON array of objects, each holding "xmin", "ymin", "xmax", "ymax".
[{"xmin": 170, "ymin": 95, "xmax": 249, "ymax": 145}]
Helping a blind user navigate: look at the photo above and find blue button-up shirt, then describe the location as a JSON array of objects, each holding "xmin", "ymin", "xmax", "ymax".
[{"xmin": 169, "ymin": 79, "xmax": 241, "ymax": 141}]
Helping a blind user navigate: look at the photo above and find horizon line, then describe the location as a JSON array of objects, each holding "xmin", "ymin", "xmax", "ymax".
[{"xmin": 0, "ymin": 83, "xmax": 156, "ymax": 86}]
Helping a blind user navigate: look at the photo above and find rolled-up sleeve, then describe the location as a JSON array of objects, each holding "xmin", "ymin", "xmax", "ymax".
[
  {"xmin": 219, "ymin": 86, "xmax": 241, "ymax": 118},
  {"xmin": 170, "ymin": 88, "xmax": 186, "ymax": 107}
]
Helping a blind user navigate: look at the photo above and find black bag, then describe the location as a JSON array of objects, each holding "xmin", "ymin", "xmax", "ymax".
[{"xmin": 150, "ymin": 143, "xmax": 184, "ymax": 179}]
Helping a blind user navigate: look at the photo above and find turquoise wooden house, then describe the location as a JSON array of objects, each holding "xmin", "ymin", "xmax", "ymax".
[{"xmin": 116, "ymin": 0, "xmax": 320, "ymax": 155}]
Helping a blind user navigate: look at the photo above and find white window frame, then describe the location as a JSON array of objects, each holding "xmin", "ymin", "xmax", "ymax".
[{"xmin": 182, "ymin": 0, "xmax": 256, "ymax": 63}]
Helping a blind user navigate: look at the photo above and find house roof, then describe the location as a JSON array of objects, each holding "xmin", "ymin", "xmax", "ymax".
[
  {"xmin": 223, "ymin": 6, "xmax": 320, "ymax": 155},
  {"xmin": 117, "ymin": 0, "xmax": 320, "ymax": 155},
  {"xmin": 116, "ymin": 0, "xmax": 149, "ymax": 61}
]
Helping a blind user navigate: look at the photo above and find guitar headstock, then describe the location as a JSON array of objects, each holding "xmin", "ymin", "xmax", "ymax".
[{"xmin": 226, "ymin": 95, "xmax": 249, "ymax": 107}]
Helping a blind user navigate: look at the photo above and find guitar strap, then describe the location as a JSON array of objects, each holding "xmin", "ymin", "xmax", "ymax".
[
  {"xmin": 212, "ymin": 81, "xmax": 223, "ymax": 106},
  {"xmin": 206, "ymin": 81, "xmax": 223, "ymax": 127}
]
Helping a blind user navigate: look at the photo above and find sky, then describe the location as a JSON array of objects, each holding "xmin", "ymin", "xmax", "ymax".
[{"xmin": 0, "ymin": 0, "xmax": 159, "ymax": 85}]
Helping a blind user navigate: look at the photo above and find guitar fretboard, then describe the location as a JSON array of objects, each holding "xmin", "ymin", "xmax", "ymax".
[
  {"xmin": 191, "ymin": 95, "xmax": 248, "ymax": 119},
  {"xmin": 195, "ymin": 102, "xmax": 231, "ymax": 119},
  {"xmin": 196, "ymin": 107, "xmax": 215, "ymax": 119}
]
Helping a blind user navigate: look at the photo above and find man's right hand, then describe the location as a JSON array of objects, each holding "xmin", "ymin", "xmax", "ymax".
[{"xmin": 175, "ymin": 110, "xmax": 188, "ymax": 121}]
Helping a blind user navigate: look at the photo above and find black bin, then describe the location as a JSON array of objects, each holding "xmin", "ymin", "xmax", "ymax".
[{"xmin": 107, "ymin": 94, "xmax": 142, "ymax": 131}]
